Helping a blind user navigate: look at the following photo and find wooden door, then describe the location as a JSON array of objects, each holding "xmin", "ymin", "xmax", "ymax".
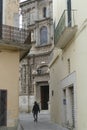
[
  {"xmin": 0, "ymin": 90, "xmax": 7, "ymax": 126},
  {"xmin": 40, "ymin": 86, "xmax": 49, "ymax": 110}
]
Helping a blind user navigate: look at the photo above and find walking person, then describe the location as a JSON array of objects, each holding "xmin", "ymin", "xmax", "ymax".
[{"xmin": 32, "ymin": 101, "xmax": 40, "ymax": 122}]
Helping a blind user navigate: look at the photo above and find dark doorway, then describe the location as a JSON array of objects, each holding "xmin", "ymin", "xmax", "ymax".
[
  {"xmin": 0, "ymin": 90, "xmax": 7, "ymax": 126},
  {"xmin": 40, "ymin": 86, "xmax": 49, "ymax": 110},
  {"xmin": 67, "ymin": 0, "xmax": 72, "ymax": 27}
]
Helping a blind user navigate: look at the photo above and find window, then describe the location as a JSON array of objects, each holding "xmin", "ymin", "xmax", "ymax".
[
  {"xmin": 37, "ymin": 68, "xmax": 42, "ymax": 74},
  {"xmin": 40, "ymin": 26, "xmax": 48, "ymax": 45},
  {"xmin": 43, "ymin": 7, "xmax": 46, "ymax": 17}
]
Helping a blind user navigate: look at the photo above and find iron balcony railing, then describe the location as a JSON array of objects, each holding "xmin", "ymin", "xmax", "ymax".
[
  {"xmin": 54, "ymin": 10, "xmax": 77, "ymax": 44},
  {"xmin": 0, "ymin": 25, "xmax": 30, "ymax": 44}
]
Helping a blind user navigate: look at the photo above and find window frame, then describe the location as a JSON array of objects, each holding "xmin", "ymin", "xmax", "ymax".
[{"xmin": 40, "ymin": 26, "xmax": 48, "ymax": 45}]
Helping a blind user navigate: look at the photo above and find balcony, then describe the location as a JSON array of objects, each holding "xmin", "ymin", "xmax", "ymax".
[
  {"xmin": 0, "ymin": 24, "xmax": 31, "ymax": 44},
  {"xmin": 54, "ymin": 10, "xmax": 77, "ymax": 49},
  {"xmin": 0, "ymin": 24, "xmax": 31, "ymax": 60}
]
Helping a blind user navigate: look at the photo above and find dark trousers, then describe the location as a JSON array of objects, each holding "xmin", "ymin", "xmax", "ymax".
[{"xmin": 33, "ymin": 112, "xmax": 38, "ymax": 121}]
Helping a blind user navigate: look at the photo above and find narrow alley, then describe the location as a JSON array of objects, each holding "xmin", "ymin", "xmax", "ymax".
[{"xmin": 18, "ymin": 111, "xmax": 68, "ymax": 130}]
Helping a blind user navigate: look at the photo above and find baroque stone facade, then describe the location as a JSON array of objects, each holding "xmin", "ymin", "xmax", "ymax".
[{"xmin": 19, "ymin": 0, "xmax": 53, "ymax": 112}]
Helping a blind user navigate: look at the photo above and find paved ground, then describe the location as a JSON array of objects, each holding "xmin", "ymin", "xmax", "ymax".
[{"xmin": 18, "ymin": 111, "xmax": 68, "ymax": 130}]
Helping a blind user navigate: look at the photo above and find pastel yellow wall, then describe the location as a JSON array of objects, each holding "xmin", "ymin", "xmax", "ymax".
[
  {"xmin": 73, "ymin": 26, "xmax": 87, "ymax": 130},
  {"xmin": 0, "ymin": 50, "xmax": 19, "ymax": 126},
  {"xmin": 49, "ymin": 49, "xmax": 63, "ymax": 124},
  {"xmin": 52, "ymin": 0, "xmax": 87, "ymax": 130},
  {"xmin": 50, "ymin": 23, "xmax": 87, "ymax": 130}
]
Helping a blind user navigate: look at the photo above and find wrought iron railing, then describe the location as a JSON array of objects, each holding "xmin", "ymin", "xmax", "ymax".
[
  {"xmin": 54, "ymin": 10, "xmax": 77, "ymax": 44},
  {"xmin": 0, "ymin": 25, "xmax": 30, "ymax": 44}
]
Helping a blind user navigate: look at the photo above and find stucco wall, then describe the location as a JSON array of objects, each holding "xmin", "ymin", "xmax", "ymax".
[
  {"xmin": 50, "ymin": 22, "xmax": 87, "ymax": 130},
  {"xmin": 0, "ymin": 50, "xmax": 19, "ymax": 127},
  {"xmin": 73, "ymin": 25, "xmax": 87, "ymax": 130},
  {"xmin": 52, "ymin": 0, "xmax": 87, "ymax": 129}
]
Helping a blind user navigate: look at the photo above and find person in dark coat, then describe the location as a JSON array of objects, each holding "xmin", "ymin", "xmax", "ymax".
[{"xmin": 32, "ymin": 101, "xmax": 40, "ymax": 122}]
